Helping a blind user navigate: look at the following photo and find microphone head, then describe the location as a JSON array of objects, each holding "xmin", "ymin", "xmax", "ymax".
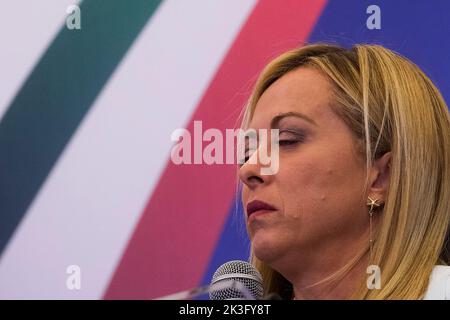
[{"xmin": 209, "ymin": 260, "xmax": 263, "ymax": 300}]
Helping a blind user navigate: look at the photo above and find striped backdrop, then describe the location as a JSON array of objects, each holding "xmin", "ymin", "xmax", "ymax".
[{"xmin": 0, "ymin": 0, "xmax": 449, "ymax": 299}]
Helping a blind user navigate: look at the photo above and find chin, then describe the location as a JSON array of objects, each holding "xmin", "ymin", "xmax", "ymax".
[{"xmin": 251, "ymin": 231, "xmax": 284, "ymax": 264}]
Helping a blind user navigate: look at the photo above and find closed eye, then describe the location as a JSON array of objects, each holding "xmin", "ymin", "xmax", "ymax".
[
  {"xmin": 278, "ymin": 140, "xmax": 299, "ymax": 146},
  {"xmin": 277, "ymin": 129, "xmax": 306, "ymax": 146}
]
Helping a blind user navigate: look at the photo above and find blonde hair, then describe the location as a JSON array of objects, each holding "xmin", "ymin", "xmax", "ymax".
[{"xmin": 240, "ymin": 44, "xmax": 450, "ymax": 299}]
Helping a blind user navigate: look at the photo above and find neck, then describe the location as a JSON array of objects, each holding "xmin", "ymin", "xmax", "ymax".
[
  {"xmin": 278, "ymin": 235, "xmax": 369, "ymax": 300},
  {"xmin": 292, "ymin": 253, "xmax": 368, "ymax": 300}
]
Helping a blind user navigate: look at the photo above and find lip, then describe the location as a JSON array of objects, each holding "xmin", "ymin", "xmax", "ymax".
[{"xmin": 246, "ymin": 200, "xmax": 277, "ymax": 220}]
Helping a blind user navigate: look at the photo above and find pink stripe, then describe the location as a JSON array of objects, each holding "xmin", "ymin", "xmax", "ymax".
[{"xmin": 104, "ymin": 0, "xmax": 327, "ymax": 299}]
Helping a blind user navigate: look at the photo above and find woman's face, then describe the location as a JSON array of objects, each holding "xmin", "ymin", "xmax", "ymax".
[{"xmin": 239, "ymin": 67, "xmax": 369, "ymax": 267}]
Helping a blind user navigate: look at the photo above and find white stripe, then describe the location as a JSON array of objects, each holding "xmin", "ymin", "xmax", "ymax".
[
  {"xmin": 0, "ymin": 0, "xmax": 79, "ymax": 121},
  {"xmin": 0, "ymin": 0, "xmax": 257, "ymax": 299}
]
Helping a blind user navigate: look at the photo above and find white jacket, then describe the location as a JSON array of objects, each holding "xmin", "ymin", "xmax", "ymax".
[{"xmin": 423, "ymin": 265, "xmax": 450, "ymax": 300}]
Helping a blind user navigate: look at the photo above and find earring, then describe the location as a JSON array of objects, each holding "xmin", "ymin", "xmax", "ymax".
[
  {"xmin": 367, "ymin": 196, "xmax": 381, "ymax": 213},
  {"xmin": 367, "ymin": 196, "xmax": 381, "ymax": 259}
]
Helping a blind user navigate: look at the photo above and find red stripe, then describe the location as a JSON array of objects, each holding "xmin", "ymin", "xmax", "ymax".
[{"xmin": 104, "ymin": 0, "xmax": 327, "ymax": 299}]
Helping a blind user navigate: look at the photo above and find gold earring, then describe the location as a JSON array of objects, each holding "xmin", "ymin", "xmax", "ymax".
[
  {"xmin": 367, "ymin": 197, "xmax": 381, "ymax": 260},
  {"xmin": 367, "ymin": 196, "xmax": 381, "ymax": 214}
]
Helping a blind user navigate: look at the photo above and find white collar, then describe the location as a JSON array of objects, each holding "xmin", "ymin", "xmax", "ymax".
[{"xmin": 423, "ymin": 265, "xmax": 450, "ymax": 300}]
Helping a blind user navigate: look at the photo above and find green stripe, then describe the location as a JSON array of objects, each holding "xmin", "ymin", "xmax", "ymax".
[{"xmin": 0, "ymin": 0, "xmax": 163, "ymax": 255}]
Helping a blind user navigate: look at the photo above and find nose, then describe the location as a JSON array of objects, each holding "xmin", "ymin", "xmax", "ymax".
[{"xmin": 238, "ymin": 150, "xmax": 273, "ymax": 189}]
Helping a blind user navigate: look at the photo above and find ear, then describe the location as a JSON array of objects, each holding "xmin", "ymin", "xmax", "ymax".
[{"xmin": 368, "ymin": 151, "xmax": 391, "ymax": 202}]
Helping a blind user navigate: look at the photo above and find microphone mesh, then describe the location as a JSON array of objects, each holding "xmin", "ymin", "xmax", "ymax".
[{"xmin": 209, "ymin": 260, "xmax": 263, "ymax": 300}]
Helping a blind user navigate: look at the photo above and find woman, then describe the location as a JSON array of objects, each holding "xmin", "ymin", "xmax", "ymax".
[{"xmin": 238, "ymin": 44, "xmax": 450, "ymax": 299}]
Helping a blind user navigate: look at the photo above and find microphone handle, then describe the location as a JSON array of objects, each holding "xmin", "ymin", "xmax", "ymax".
[
  {"xmin": 154, "ymin": 279, "xmax": 256, "ymax": 300},
  {"xmin": 155, "ymin": 284, "xmax": 210, "ymax": 300}
]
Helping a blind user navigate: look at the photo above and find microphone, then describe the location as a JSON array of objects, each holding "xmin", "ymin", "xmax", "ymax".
[
  {"xmin": 156, "ymin": 260, "xmax": 280, "ymax": 300},
  {"xmin": 209, "ymin": 260, "xmax": 264, "ymax": 300}
]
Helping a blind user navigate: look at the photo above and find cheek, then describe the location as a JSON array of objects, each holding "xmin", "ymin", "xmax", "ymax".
[
  {"xmin": 278, "ymin": 156, "xmax": 327, "ymax": 197},
  {"xmin": 241, "ymin": 185, "xmax": 249, "ymax": 207},
  {"xmin": 277, "ymin": 149, "xmax": 366, "ymax": 223}
]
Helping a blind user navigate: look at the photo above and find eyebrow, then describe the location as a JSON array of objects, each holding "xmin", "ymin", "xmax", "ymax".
[{"xmin": 270, "ymin": 111, "xmax": 318, "ymax": 128}]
